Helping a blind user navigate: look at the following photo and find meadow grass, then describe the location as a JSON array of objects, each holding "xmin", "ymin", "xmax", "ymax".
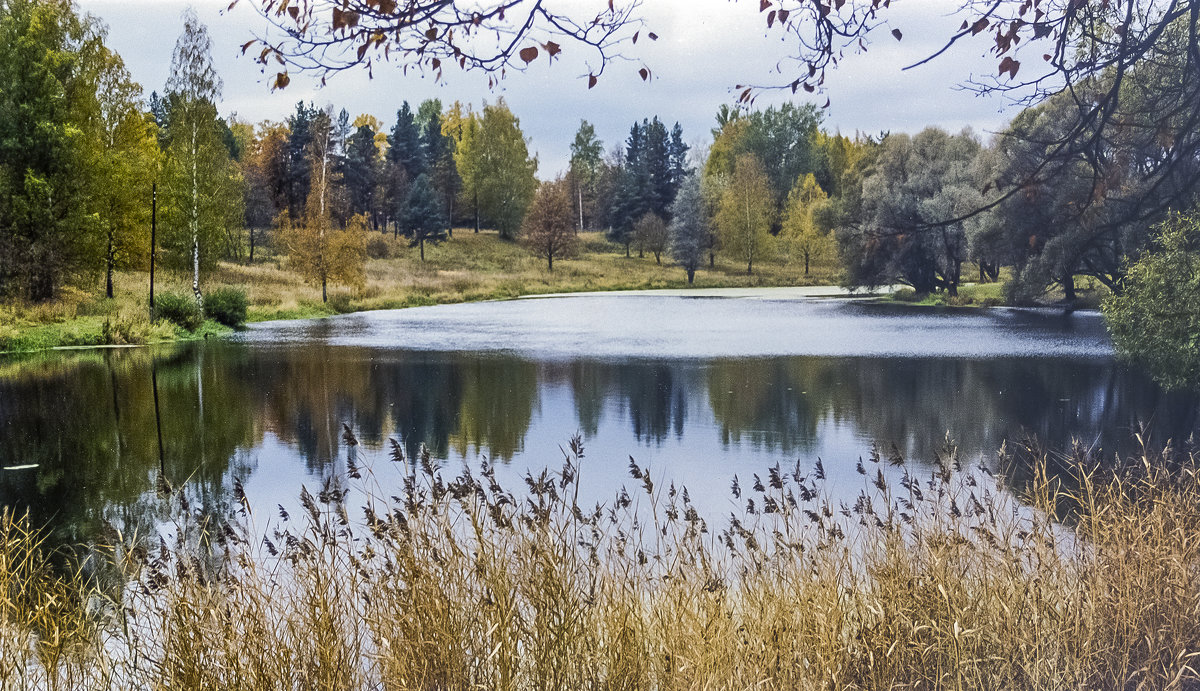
[
  {"xmin": 1, "ymin": 230, "xmax": 843, "ymax": 352},
  {"xmin": 4, "ymin": 436, "xmax": 1200, "ymax": 689}
]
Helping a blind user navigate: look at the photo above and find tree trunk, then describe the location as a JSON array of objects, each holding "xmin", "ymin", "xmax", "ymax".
[
  {"xmin": 1063, "ymin": 277, "xmax": 1077, "ymax": 302},
  {"xmin": 654, "ymin": 252, "xmax": 661, "ymax": 265},
  {"xmin": 322, "ymin": 276, "xmax": 328, "ymax": 303},
  {"xmin": 687, "ymin": 267, "xmax": 695, "ymax": 284},
  {"xmin": 420, "ymin": 237, "xmax": 425, "ymax": 261},
  {"xmin": 548, "ymin": 254, "xmax": 553, "ymax": 271},
  {"xmin": 190, "ymin": 121, "xmax": 203, "ymax": 310},
  {"xmin": 804, "ymin": 253, "xmax": 810, "ymax": 276},
  {"xmin": 249, "ymin": 227, "xmax": 256, "ymax": 264},
  {"xmin": 474, "ymin": 190, "xmax": 480, "ymax": 233},
  {"xmin": 709, "ymin": 251, "xmax": 715, "ymax": 268}
]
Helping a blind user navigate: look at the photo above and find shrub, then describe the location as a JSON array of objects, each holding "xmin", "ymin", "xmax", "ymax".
[
  {"xmin": 153, "ymin": 292, "xmax": 203, "ymax": 331},
  {"xmin": 205, "ymin": 287, "xmax": 248, "ymax": 327},
  {"xmin": 366, "ymin": 233, "xmax": 391, "ymax": 259},
  {"xmin": 327, "ymin": 291, "xmax": 356, "ymax": 314},
  {"xmin": 1104, "ymin": 212, "xmax": 1200, "ymax": 390}
]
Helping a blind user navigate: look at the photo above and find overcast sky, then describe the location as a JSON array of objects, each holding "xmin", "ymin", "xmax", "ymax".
[{"xmin": 77, "ymin": 0, "xmax": 1023, "ymax": 175}]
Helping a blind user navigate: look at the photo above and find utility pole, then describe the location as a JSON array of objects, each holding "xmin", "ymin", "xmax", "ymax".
[{"xmin": 149, "ymin": 182, "xmax": 157, "ymax": 317}]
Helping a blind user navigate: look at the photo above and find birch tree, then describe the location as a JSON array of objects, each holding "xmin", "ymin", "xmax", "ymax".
[
  {"xmin": 716, "ymin": 155, "xmax": 774, "ymax": 275},
  {"xmin": 161, "ymin": 9, "xmax": 241, "ymax": 309}
]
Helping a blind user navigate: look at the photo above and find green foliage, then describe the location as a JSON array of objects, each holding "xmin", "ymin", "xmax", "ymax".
[
  {"xmin": 454, "ymin": 99, "xmax": 538, "ymax": 239},
  {"xmin": 780, "ymin": 173, "xmax": 833, "ymax": 275},
  {"xmin": 402, "ymin": 173, "xmax": 448, "ymax": 260},
  {"xmin": 716, "ymin": 154, "xmax": 775, "ymax": 274},
  {"xmin": 839, "ymin": 128, "xmax": 982, "ymax": 295},
  {"xmin": 1103, "ymin": 213, "xmax": 1200, "ymax": 390},
  {"xmin": 160, "ymin": 9, "xmax": 243, "ymax": 301},
  {"xmin": 154, "ymin": 292, "xmax": 203, "ymax": 331},
  {"xmin": 204, "ymin": 286, "xmax": 248, "ymax": 327},
  {"xmin": 0, "ymin": 0, "xmax": 107, "ymax": 300}
]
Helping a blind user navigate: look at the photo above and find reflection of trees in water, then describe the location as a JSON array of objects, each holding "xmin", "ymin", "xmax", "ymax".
[
  {"xmin": 706, "ymin": 359, "xmax": 821, "ymax": 454},
  {"xmin": 0, "ymin": 345, "xmax": 256, "ymax": 545},
  {"xmin": 708, "ymin": 357, "xmax": 1200, "ymax": 465},
  {"xmin": 450, "ymin": 358, "xmax": 538, "ymax": 461},
  {"xmin": 4, "ymin": 345, "xmax": 1199, "ymax": 549},
  {"xmin": 547, "ymin": 361, "xmax": 694, "ymax": 446}
]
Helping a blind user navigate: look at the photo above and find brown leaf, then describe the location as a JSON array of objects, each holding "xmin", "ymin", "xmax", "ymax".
[
  {"xmin": 544, "ymin": 41, "xmax": 561, "ymax": 57},
  {"xmin": 588, "ymin": 74, "xmax": 598, "ymax": 89},
  {"xmin": 648, "ymin": 32, "xmax": 658, "ymax": 40},
  {"xmin": 767, "ymin": 10, "xmax": 776, "ymax": 28},
  {"xmin": 777, "ymin": 9, "xmax": 789, "ymax": 23},
  {"xmin": 638, "ymin": 67, "xmax": 649, "ymax": 81},
  {"xmin": 273, "ymin": 72, "xmax": 290, "ymax": 89},
  {"xmin": 998, "ymin": 56, "xmax": 1020, "ymax": 78},
  {"xmin": 891, "ymin": 28, "xmax": 902, "ymax": 40},
  {"xmin": 241, "ymin": 40, "xmax": 255, "ymax": 55},
  {"xmin": 632, "ymin": 31, "xmax": 639, "ymax": 44},
  {"xmin": 519, "ymin": 46, "xmax": 539, "ymax": 63},
  {"xmin": 760, "ymin": 0, "xmax": 771, "ymax": 11},
  {"xmin": 970, "ymin": 18, "xmax": 989, "ymax": 35}
]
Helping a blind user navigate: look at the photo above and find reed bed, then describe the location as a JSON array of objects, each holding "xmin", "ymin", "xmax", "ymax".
[{"xmin": 3, "ymin": 435, "xmax": 1200, "ymax": 690}]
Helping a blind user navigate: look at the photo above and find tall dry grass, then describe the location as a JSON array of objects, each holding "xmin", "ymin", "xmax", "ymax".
[{"xmin": 4, "ymin": 435, "xmax": 1200, "ymax": 690}]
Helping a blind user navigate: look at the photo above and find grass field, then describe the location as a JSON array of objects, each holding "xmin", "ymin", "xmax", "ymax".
[{"xmin": 0, "ymin": 229, "xmax": 843, "ymax": 353}]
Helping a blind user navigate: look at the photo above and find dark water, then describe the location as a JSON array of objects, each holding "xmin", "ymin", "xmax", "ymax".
[{"xmin": 2, "ymin": 294, "xmax": 1198, "ymax": 542}]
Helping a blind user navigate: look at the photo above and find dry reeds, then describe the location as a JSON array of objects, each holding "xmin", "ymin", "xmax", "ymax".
[{"xmin": 4, "ymin": 435, "xmax": 1200, "ymax": 690}]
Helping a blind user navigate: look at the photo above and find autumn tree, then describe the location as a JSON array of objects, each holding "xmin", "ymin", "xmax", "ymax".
[
  {"xmin": 401, "ymin": 173, "xmax": 447, "ymax": 260},
  {"xmin": 240, "ymin": 0, "xmax": 643, "ymax": 90},
  {"xmin": 633, "ymin": 213, "xmax": 669, "ymax": 265},
  {"xmin": 522, "ymin": 178, "xmax": 577, "ymax": 271},
  {"xmin": 716, "ymin": 154, "xmax": 775, "ymax": 274},
  {"xmin": 282, "ymin": 108, "xmax": 365, "ymax": 302},
  {"xmin": 281, "ymin": 211, "xmax": 368, "ymax": 303},
  {"xmin": 780, "ymin": 173, "xmax": 832, "ymax": 275},
  {"xmin": 453, "ymin": 99, "xmax": 538, "ymax": 240},
  {"xmin": 669, "ymin": 172, "xmax": 708, "ymax": 284},
  {"xmin": 240, "ymin": 120, "xmax": 289, "ymax": 262},
  {"xmin": 160, "ymin": 9, "xmax": 243, "ymax": 308},
  {"xmin": 92, "ymin": 48, "xmax": 161, "ymax": 298}
]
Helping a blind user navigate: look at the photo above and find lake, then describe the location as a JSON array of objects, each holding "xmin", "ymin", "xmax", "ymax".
[{"xmin": 2, "ymin": 290, "xmax": 1198, "ymax": 542}]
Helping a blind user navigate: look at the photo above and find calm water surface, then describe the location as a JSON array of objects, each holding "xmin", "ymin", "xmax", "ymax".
[{"xmin": 2, "ymin": 292, "xmax": 1198, "ymax": 541}]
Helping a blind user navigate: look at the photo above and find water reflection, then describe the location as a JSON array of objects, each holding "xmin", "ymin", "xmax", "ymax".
[{"xmin": 2, "ymin": 341, "xmax": 1198, "ymax": 545}]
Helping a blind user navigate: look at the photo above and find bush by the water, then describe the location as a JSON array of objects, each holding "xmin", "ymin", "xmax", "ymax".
[
  {"xmin": 5, "ymin": 437, "xmax": 1200, "ymax": 689},
  {"xmin": 1104, "ymin": 211, "xmax": 1200, "ymax": 390},
  {"xmin": 153, "ymin": 292, "xmax": 203, "ymax": 331},
  {"xmin": 365, "ymin": 233, "xmax": 391, "ymax": 259},
  {"xmin": 204, "ymin": 287, "xmax": 248, "ymax": 327}
]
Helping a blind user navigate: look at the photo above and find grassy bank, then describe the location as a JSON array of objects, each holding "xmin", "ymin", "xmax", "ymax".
[
  {"xmin": 0, "ymin": 230, "xmax": 840, "ymax": 353},
  {"xmin": 4, "ymin": 438, "xmax": 1200, "ymax": 689}
]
